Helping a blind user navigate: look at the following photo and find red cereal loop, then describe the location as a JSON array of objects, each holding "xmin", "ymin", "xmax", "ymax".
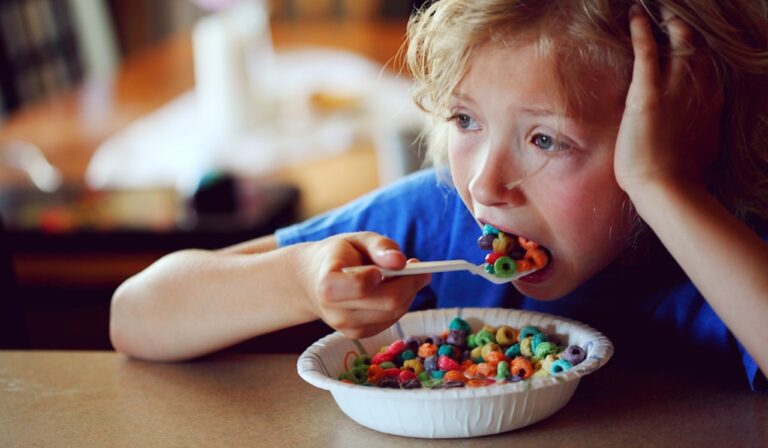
[
  {"xmin": 387, "ymin": 340, "xmax": 407, "ymax": 355},
  {"xmin": 383, "ymin": 367, "xmax": 401, "ymax": 377},
  {"xmin": 371, "ymin": 352, "xmax": 394, "ymax": 365},
  {"xmin": 437, "ymin": 355, "xmax": 461, "ymax": 371},
  {"xmin": 398, "ymin": 369, "xmax": 418, "ymax": 383}
]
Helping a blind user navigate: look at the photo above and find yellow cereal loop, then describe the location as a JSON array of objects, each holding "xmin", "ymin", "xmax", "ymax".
[
  {"xmin": 496, "ymin": 326, "xmax": 518, "ymax": 345},
  {"xmin": 403, "ymin": 359, "xmax": 424, "ymax": 375},
  {"xmin": 470, "ymin": 346, "xmax": 484, "ymax": 360},
  {"xmin": 480, "ymin": 343, "xmax": 502, "ymax": 358},
  {"xmin": 520, "ymin": 337, "xmax": 533, "ymax": 357}
]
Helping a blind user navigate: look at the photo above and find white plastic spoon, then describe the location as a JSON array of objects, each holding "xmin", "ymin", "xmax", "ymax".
[{"xmin": 342, "ymin": 260, "xmax": 537, "ymax": 284}]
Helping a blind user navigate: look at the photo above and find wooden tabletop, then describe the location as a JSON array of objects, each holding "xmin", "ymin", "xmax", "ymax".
[{"xmin": 1, "ymin": 350, "xmax": 765, "ymax": 447}]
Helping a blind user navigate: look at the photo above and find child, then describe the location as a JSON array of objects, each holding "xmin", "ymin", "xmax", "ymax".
[{"xmin": 110, "ymin": 0, "xmax": 768, "ymax": 390}]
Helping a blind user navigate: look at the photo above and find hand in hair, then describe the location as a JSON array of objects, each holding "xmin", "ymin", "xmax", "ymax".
[{"xmin": 614, "ymin": 4, "xmax": 724, "ymax": 195}]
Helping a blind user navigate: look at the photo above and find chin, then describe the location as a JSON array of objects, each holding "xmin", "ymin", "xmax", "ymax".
[{"xmin": 511, "ymin": 282, "xmax": 569, "ymax": 301}]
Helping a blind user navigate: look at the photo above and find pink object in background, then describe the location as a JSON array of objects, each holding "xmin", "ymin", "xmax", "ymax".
[{"xmin": 191, "ymin": 0, "xmax": 240, "ymax": 12}]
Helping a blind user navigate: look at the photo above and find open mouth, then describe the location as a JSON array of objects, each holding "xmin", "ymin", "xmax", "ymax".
[{"xmin": 477, "ymin": 224, "xmax": 552, "ymax": 280}]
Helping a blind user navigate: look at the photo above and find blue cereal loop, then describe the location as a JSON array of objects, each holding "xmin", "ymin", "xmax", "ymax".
[
  {"xmin": 519, "ymin": 325, "xmax": 541, "ymax": 341},
  {"xmin": 550, "ymin": 359, "xmax": 574, "ymax": 374},
  {"xmin": 483, "ymin": 224, "xmax": 499, "ymax": 235}
]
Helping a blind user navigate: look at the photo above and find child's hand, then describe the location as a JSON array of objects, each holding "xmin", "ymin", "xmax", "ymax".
[
  {"xmin": 614, "ymin": 5, "xmax": 724, "ymax": 196},
  {"xmin": 299, "ymin": 232, "xmax": 431, "ymax": 339}
]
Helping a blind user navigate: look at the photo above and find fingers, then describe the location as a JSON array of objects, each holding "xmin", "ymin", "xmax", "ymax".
[
  {"xmin": 344, "ymin": 232, "xmax": 407, "ymax": 270},
  {"xmin": 660, "ymin": 6, "xmax": 696, "ymax": 91},
  {"xmin": 627, "ymin": 3, "xmax": 661, "ymax": 108}
]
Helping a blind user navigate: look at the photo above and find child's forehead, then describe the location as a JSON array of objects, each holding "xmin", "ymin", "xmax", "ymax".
[{"xmin": 457, "ymin": 38, "xmax": 627, "ymax": 121}]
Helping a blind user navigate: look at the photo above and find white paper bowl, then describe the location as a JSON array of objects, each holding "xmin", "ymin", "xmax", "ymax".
[{"xmin": 297, "ymin": 308, "xmax": 613, "ymax": 438}]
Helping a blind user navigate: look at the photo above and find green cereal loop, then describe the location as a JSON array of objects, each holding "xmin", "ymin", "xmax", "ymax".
[
  {"xmin": 520, "ymin": 337, "xmax": 533, "ymax": 357},
  {"xmin": 379, "ymin": 361, "xmax": 397, "ymax": 370},
  {"xmin": 534, "ymin": 341, "xmax": 558, "ymax": 359},
  {"xmin": 493, "ymin": 256, "xmax": 516, "ymax": 277},
  {"xmin": 421, "ymin": 377, "xmax": 443, "ymax": 388},
  {"xmin": 496, "ymin": 325, "xmax": 517, "ymax": 345},
  {"xmin": 418, "ymin": 371, "xmax": 430, "ymax": 381},
  {"xmin": 347, "ymin": 365, "xmax": 368, "ymax": 384},
  {"xmin": 353, "ymin": 354, "xmax": 371, "ymax": 367},
  {"xmin": 448, "ymin": 317, "xmax": 471, "ymax": 333},
  {"xmin": 475, "ymin": 328, "xmax": 496, "ymax": 346},
  {"xmin": 467, "ymin": 333, "xmax": 478, "ymax": 349},
  {"xmin": 401, "ymin": 349, "xmax": 416, "ymax": 361},
  {"xmin": 519, "ymin": 325, "xmax": 541, "ymax": 341},
  {"xmin": 496, "ymin": 360, "xmax": 510, "ymax": 380}
]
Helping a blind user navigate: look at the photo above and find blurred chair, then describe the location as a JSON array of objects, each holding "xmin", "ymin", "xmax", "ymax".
[{"xmin": 0, "ymin": 0, "xmax": 118, "ymax": 116}]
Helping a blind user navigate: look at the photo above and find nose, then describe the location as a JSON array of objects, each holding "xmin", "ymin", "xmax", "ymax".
[{"xmin": 468, "ymin": 138, "xmax": 527, "ymax": 208}]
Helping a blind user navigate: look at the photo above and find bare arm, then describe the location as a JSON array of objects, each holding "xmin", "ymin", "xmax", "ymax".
[
  {"xmin": 617, "ymin": 6, "xmax": 768, "ymax": 375},
  {"xmin": 110, "ymin": 233, "xmax": 430, "ymax": 361}
]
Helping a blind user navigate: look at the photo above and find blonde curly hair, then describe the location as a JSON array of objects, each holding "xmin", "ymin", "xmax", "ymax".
[{"xmin": 406, "ymin": 0, "xmax": 768, "ymax": 221}]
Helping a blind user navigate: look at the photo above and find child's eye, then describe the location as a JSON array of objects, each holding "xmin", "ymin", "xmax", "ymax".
[
  {"xmin": 449, "ymin": 112, "xmax": 481, "ymax": 131},
  {"xmin": 530, "ymin": 133, "xmax": 572, "ymax": 152}
]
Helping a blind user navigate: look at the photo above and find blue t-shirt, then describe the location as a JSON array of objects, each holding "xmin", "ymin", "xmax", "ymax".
[{"xmin": 276, "ymin": 169, "xmax": 766, "ymax": 390}]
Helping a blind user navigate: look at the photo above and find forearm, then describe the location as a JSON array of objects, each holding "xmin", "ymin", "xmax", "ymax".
[
  {"xmin": 629, "ymin": 180, "xmax": 768, "ymax": 375},
  {"xmin": 110, "ymin": 244, "xmax": 317, "ymax": 361}
]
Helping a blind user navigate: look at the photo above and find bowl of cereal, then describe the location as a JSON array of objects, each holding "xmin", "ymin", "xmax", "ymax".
[{"xmin": 297, "ymin": 307, "xmax": 613, "ymax": 438}]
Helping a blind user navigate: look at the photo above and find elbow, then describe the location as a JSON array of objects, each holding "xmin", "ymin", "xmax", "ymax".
[{"xmin": 109, "ymin": 276, "xmax": 148, "ymax": 359}]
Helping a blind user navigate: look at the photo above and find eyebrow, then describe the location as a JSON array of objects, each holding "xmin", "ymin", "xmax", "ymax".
[{"xmin": 452, "ymin": 93, "xmax": 575, "ymax": 119}]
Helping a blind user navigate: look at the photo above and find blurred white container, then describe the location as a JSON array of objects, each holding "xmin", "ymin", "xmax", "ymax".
[{"xmin": 192, "ymin": 0, "xmax": 273, "ymax": 140}]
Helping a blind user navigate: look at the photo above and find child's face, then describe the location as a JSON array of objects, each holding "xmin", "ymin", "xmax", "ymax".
[{"xmin": 448, "ymin": 41, "xmax": 632, "ymax": 299}]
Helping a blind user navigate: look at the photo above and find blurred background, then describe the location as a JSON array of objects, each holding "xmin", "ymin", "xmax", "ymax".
[{"xmin": 0, "ymin": 0, "xmax": 430, "ymax": 352}]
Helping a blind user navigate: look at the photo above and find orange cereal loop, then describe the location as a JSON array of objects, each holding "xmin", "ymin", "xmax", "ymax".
[
  {"xmin": 464, "ymin": 363, "xmax": 479, "ymax": 377},
  {"xmin": 526, "ymin": 248, "xmax": 548, "ymax": 269},
  {"xmin": 467, "ymin": 378, "xmax": 495, "ymax": 388},
  {"xmin": 510, "ymin": 357, "xmax": 534, "ymax": 379},
  {"xmin": 483, "ymin": 351, "xmax": 508, "ymax": 366},
  {"xmin": 518, "ymin": 236, "xmax": 539, "ymax": 250},
  {"xmin": 460, "ymin": 359, "xmax": 474, "ymax": 371},
  {"xmin": 444, "ymin": 370, "xmax": 468, "ymax": 383},
  {"xmin": 476, "ymin": 362, "xmax": 497, "ymax": 378},
  {"xmin": 366, "ymin": 364, "xmax": 385, "ymax": 385},
  {"xmin": 480, "ymin": 343, "xmax": 502, "ymax": 358},
  {"xmin": 516, "ymin": 259, "xmax": 533, "ymax": 273},
  {"xmin": 418, "ymin": 343, "xmax": 437, "ymax": 358}
]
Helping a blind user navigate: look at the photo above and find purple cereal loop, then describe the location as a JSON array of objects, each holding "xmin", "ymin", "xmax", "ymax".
[{"xmin": 561, "ymin": 345, "xmax": 587, "ymax": 366}]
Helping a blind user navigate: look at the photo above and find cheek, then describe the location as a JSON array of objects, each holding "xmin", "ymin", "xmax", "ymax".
[{"xmin": 544, "ymin": 170, "xmax": 631, "ymax": 256}]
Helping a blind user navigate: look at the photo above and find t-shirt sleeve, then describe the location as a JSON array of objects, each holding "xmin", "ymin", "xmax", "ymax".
[
  {"xmin": 275, "ymin": 169, "xmax": 455, "ymax": 253},
  {"xmin": 741, "ymin": 343, "xmax": 768, "ymax": 392}
]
